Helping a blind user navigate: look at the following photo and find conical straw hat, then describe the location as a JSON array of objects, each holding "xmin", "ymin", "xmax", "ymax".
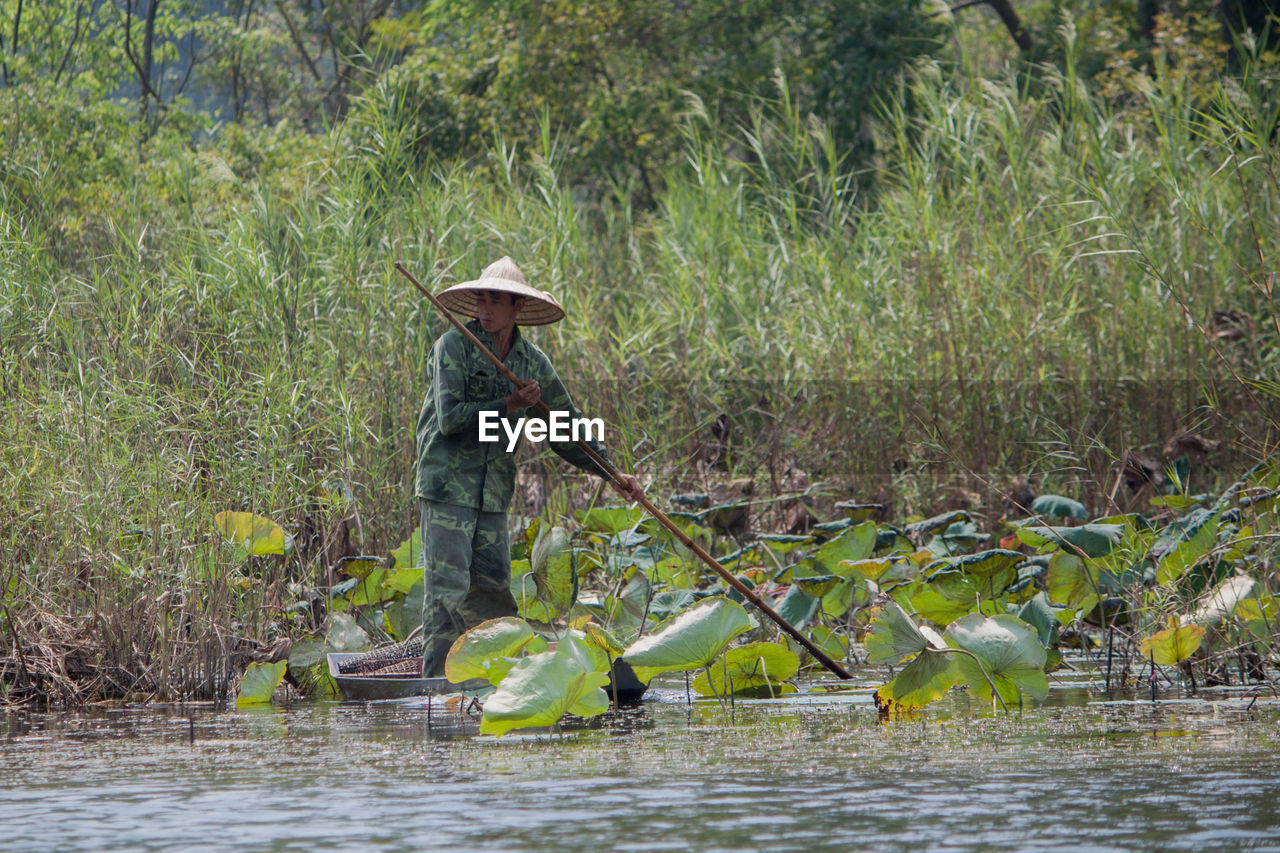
[{"xmin": 435, "ymin": 257, "xmax": 565, "ymax": 326}]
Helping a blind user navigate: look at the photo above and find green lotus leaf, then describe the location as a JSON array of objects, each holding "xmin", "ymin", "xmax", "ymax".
[
  {"xmin": 865, "ymin": 596, "xmax": 931, "ymax": 665},
  {"xmin": 1014, "ymin": 592, "xmax": 1061, "ymax": 647},
  {"xmin": 622, "ymin": 597, "xmax": 755, "ymax": 683},
  {"xmin": 478, "ymin": 638, "xmax": 611, "ymax": 737},
  {"xmin": 575, "ymin": 506, "xmax": 645, "ymax": 534},
  {"xmin": 215, "ymin": 511, "xmax": 291, "ymax": 556},
  {"xmin": 1017, "ymin": 523, "xmax": 1124, "ymax": 558},
  {"xmin": 944, "ymin": 613, "xmax": 1048, "ymax": 706},
  {"xmin": 794, "ymin": 573, "xmax": 842, "ymax": 597},
  {"xmin": 909, "ymin": 585, "xmax": 973, "ymax": 627},
  {"xmin": 604, "ymin": 572, "xmax": 650, "ymax": 629},
  {"xmin": 236, "ymin": 660, "xmax": 286, "ymax": 706},
  {"xmin": 756, "ymin": 533, "xmax": 813, "ymax": 555},
  {"xmin": 821, "ymin": 578, "xmax": 856, "ymax": 618},
  {"xmin": 531, "ymin": 525, "xmax": 579, "ymax": 611},
  {"xmin": 1046, "ymin": 551, "xmax": 1100, "ymax": 615},
  {"xmin": 512, "ymin": 562, "xmax": 558, "ymax": 623},
  {"xmin": 444, "ymin": 616, "xmax": 539, "ymax": 684},
  {"xmin": 584, "ymin": 622, "xmax": 627, "ymax": 657},
  {"xmin": 648, "ymin": 589, "xmax": 697, "ymax": 622},
  {"xmin": 776, "ymin": 585, "xmax": 820, "ymax": 630},
  {"xmin": 348, "ymin": 569, "xmax": 395, "ymax": 607},
  {"xmin": 808, "ymin": 624, "xmax": 849, "ymax": 661},
  {"xmin": 1031, "ymin": 494, "xmax": 1088, "ymax": 519},
  {"xmin": 384, "ymin": 568, "xmax": 424, "ymax": 595},
  {"xmin": 1156, "ymin": 518, "xmax": 1217, "ymax": 586},
  {"xmin": 904, "ymin": 510, "xmax": 971, "ymax": 539},
  {"xmin": 336, "ymin": 556, "xmax": 384, "ymax": 580},
  {"xmin": 874, "ymin": 648, "xmax": 959, "ymax": 714},
  {"xmin": 948, "ymin": 549, "xmax": 1024, "ymax": 578},
  {"xmin": 1140, "ymin": 620, "xmax": 1205, "ymax": 666},
  {"xmin": 813, "ymin": 522, "xmax": 877, "ymax": 572},
  {"xmin": 837, "ymin": 557, "xmax": 897, "ymax": 582},
  {"xmin": 693, "ymin": 642, "xmax": 800, "ymax": 697},
  {"xmin": 383, "ymin": 578, "xmax": 426, "ymax": 640},
  {"xmin": 390, "ymin": 526, "xmax": 422, "ymax": 569}
]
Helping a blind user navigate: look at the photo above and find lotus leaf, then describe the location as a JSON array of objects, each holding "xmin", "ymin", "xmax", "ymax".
[
  {"xmin": 949, "ymin": 549, "xmax": 1024, "ymax": 578},
  {"xmin": 384, "ymin": 568, "xmax": 424, "ymax": 595},
  {"xmin": 813, "ymin": 522, "xmax": 877, "ymax": 572},
  {"xmin": 874, "ymin": 648, "xmax": 959, "ymax": 714},
  {"xmin": 383, "ymin": 579, "xmax": 426, "ymax": 640},
  {"xmin": 390, "ymin": 526, "xmax": 422, "ymax": 569},
  {"xmin": 236, "ymin": 660, "xmax": 286, "ymax": 706},
  {"xmin": 776, "ymin": 585, "xmax": 820, "ymax": 630},
  {"xmin": 821, "ymin": 578, "xmax": 856, "ymax": 618},
  {"xmin": 909, "ymin": 585, "xmax": 973, "ymax": 627},
  {"xmin": 575, "ymin": 506, "xmax": 645, "ymax": 534},
  {"xmin": 478, "ymin": 639, "xmax": 612, "ymax": 736},
  {"xmin": 347, "ymin": 569, "xmax": 395, "ymax": 607},
  {"xmin": 945, "ymin": 613, "xmax": 1048, "ymax": 705},
  {"xmin": 1156, "ymin": 518, "xmax": 1217, "ymax": 586},
  {"xmin": 286, "ymin": 638, "xmax": 338, "ymax": 698},
  {"xmin": 325, "ymin": 613, "xmax": 369, "ymax": 651},
  {"xmin": 605, "ymin": 572, "xmax": 650, "ymax": 628},
  {"xmin": 1017, "ymin": 523, "xmax": 1124, "ymax": 558},
  {"xmin": 865, "ymin": 597, "xmax": 937, "ymax": 665},
  {"xmin": 336, "ymin": 556, "xmax": 383, "ymax": 580},
  {"xmin": 512, "ymin": 562, "xmax": 557, "ymax": 622},
  {"xmin": 835, "ymin": 502, "xmax": 886, "ymax": 522},
  {"xmin": 794, "ymin": 573, "xmax": 842, "ymax": 597},
  {"xmin": 648, "ymin": 589, "xmax": 697, "ymax": 622},
  {"xmin": 622, "ymin": 597, "xmax": 754, "ymax": 683},
  {"xmin": 215, "ymin": 511, "xmax": 291, "ymax": 556},
  {"xmin": 1140, "ymin": 620, "xmax": 1205, "ymax": 665},
  {"xmin": 693, "ymin": 642, "xmax": 800, "ymax": 697},
  {"xmin": 1031, "ymin": 494, "xmax": 1088, "ymax": 519},
  {"xmin": 1046, "ymin": 552, "xmax": 1100, "ymax": 615},
  {"xmin": 1014, "ymin": 592, "xmax": 1060, "ymax": 647},
  {"xmin": 808, "ymin": 625, "xmax": 850, "ymax": 661},
  {"xmin": 903, "ymin": 510, "xmax": 970, "ymax": 539},
  {"xmin": 445, "ymin": 617, "xmax": 541, "ymax": 684},
  {"xmin": 838, "ymin": 557, "xmax": 896, "ymax": 582},
  {"xmin": 756, "ymin": 533, "xmax": 813, "ymax": 555},
  {"xmin": 585, "ymin": 622, "xmax": 627, "ymax": 657},
  {"xmin": 531, "ymin": 525, "xmax": 579, "ymax": 611}
]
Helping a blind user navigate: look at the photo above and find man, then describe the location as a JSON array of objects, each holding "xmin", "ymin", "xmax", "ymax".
[{"xmin": 414, "ymin": 256, "xmax": 644, "ymax": 676}]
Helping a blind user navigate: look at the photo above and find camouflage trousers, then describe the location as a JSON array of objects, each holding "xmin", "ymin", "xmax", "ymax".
[{"xmin": 419, "ymin": 499, "xmax": 518, "ymax": 677}]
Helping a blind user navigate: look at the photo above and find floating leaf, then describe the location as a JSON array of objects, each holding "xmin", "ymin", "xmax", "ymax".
[
  {"xmin": 236, "ymin": 660, "xmax": 286, "ymax": 706},
  {"xmin": 622, "ymin": 597, "xmax": 754, "ymax": 683},
  {"xmin": 215, "ymin": 511, "xmax": 290, "ymax": 556},
  {"xmin": 445, "ymin": 617, "xmax": 540, "ymax": 684},
  {"xmin": 478, "ymin": 636, "xmax": 612, "ymax": 736},
  {"xmin": 1140, "ymin": 620, "xmax": 1205, "ymax": 666},
  {"xmin": 693, "ymin": 642, "xmax": 800, "ymax": 697},
  {"xmin": 1031, "ymin": 494, "xmax": 1088, "ymax": 519},
  {"xmin": 945, "ymin": 613, "xmax": 1048, "ymax": 705}
]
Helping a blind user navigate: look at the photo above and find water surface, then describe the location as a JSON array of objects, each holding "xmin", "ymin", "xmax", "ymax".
[{"xmin": 3, "ymin": 680, "xmax": 1279, "ymax": 852}]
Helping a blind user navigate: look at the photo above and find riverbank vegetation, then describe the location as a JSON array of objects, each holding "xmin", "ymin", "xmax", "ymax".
[{"xmin": 2, "ymin": 0, "xmax": 1278, "ymax": 705}]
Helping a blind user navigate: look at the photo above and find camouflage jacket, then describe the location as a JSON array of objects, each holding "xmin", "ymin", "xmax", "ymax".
[{"xmin": 415, "ymin": 320, "xmax": 610, "ymax": 511}]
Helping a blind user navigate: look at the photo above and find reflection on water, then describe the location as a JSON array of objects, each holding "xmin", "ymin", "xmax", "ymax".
[{"xmin": 2, "ymin": 681, "xmax": 1279, "ymax": 852}]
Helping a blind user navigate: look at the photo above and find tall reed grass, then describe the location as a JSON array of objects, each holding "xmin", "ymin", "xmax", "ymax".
[{"xmin": 1, "ymin": 43, "xmax": 1276, "ymax": 702}]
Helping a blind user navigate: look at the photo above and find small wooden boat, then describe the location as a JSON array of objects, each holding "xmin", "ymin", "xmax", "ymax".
[{"xmin": 327, "ymin": 653, "xmax": 466, "ymax": 701}]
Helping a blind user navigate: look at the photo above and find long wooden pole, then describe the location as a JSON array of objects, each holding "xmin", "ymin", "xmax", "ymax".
[{"xmin": 396, "ymin": 261, "xmax": 852, "ymax": 680}]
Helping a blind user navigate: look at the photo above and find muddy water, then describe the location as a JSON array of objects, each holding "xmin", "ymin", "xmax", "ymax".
[{"xmin": 3, "ymin": 681, "xmax": 1279, "ymax": 852}]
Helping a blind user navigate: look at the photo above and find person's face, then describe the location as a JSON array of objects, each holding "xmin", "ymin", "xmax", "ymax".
[{"xmin": 475, "ymin": 290, "xmax": 524, "ymax": 334}]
